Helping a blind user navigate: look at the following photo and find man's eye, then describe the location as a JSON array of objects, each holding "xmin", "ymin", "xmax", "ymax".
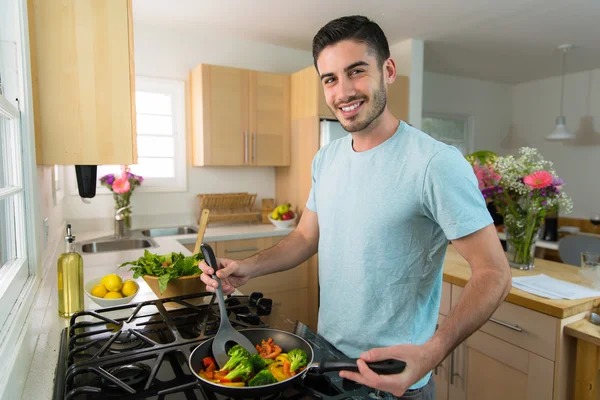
[
  {"xmin": 324, "ymin": 78, "xmax": 335, "ymax": 84},
  {"xmin": 351, "ymin": 69, "xmax": 363, "ymax": 75}
]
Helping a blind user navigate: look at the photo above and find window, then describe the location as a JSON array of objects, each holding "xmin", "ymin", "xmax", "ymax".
[
  {"xmin": 68, "ymin": 76, "xmax": 187, "ymax": 193},
  {"xmin": 0, "ymin": 93, "xmax": 29, "ymax": 331},
  {"xmin": 422, "ymin": 113, "xmax": 472, "ymax": 155}
]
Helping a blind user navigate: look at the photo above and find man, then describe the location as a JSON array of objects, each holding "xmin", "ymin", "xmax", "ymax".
[{"xmin": 200, "ymin": 15, "xmax": 511, "ymax": 399}]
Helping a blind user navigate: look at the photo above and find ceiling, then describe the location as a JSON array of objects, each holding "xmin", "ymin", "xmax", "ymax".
[{"xmin": 132, "ymin": 0, "xmax": 600, "ymax": 84}]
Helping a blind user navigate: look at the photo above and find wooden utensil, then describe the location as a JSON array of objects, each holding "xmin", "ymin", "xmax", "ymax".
[{"xmin": 193, "ymin": 209, "xmax": 210, "ymax": 255}]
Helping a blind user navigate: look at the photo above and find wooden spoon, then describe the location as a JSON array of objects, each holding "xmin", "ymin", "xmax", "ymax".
[{"xmin": 193, "ymin": 209, "xmax": 210, "ymax": 255}]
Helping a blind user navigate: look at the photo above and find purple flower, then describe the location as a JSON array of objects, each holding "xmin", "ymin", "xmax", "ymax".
[
  {"xmin": 541, "ymin": 200, "xmax": 547, "ymax": 206},
  {"xmin": 552, "ymin": 177, "xmax": 564, "ymax": 187}
]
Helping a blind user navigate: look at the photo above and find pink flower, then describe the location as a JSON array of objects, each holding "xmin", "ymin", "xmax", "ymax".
[
  {"xmin": 112, "ymin": 177, "xmax": 131, "ymax": 194},
  {"xmin": 523, "ymin": 171, "xmax": 553, "ymax": 189}
]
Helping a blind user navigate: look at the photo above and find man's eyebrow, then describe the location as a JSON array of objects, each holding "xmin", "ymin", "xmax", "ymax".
[{"xmin": 320, "ymin": 61, "xmax": 370, "ymax": 80}]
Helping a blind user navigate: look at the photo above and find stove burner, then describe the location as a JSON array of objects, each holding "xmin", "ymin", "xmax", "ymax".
[
  {"xmin": 304, "ymin": 373, "xmax": 342, "ymax": 396},
  {"xmin": 107, "ymin": 331, "xmax": 145, "ymax": 354},
  {"xmin": 101, "ymin": 362, "xmax": 151, "ymax": 389}
]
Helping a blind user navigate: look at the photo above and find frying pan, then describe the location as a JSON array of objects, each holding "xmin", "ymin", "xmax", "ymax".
[{"xmin": 188, "ymin": 328, "xmax": 407, "ymax": 397}]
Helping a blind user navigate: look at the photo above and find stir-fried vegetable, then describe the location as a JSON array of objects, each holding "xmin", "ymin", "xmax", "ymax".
[
  {"xmin": 197, "ymin": 337, "xmax": 308, "ymax": 388},
  {"xmin": 248, "ymin": 370, "xmax": 277, "ymax": 387},
  {"xmin": 219, "ymin": 344, "xmax": 251, "ymax": 372},
  {"xmin": 288, "ymin": 349, "xmax": 308, "ymax": 373}
]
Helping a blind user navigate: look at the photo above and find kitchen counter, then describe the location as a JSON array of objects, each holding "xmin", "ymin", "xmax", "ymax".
[
  {"xmin": 19, "ymin": 223, "xmax": 599, "ymax": 399},
  {"xmin": 20, "ymin": 223, "xmax": 293, "ymax": 400},
  {"xmin": 443, "ymin": 244, "xmax": 600, "ymax": 319}
]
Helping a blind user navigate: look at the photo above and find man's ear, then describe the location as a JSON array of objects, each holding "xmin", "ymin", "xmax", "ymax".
[{"xmin": 383, "ymin": 58, "xmax": 397, "ymax": 85}]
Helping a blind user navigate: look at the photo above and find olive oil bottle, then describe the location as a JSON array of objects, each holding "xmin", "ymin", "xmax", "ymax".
[{"xmin": 57, "ymin": 224, "xmax": 84, "ymax": 318}]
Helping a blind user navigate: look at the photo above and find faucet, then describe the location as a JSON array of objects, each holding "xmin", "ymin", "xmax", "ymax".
[{"xmin": 114, "ymin": 205, "xmax": 131, "ymax": 239}]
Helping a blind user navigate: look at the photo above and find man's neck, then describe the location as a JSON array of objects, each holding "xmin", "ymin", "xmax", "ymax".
[{"xmin": 351, "ymin": 109, "xmax": 400, "ymax": 152}]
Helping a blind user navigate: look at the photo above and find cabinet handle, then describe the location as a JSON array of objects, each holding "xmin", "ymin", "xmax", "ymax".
[
  {"xmin": 225, "ymin": 247, "xmax": 259, "ymax": 253},
  {"xmin": 252, "ymin": 132, "xmax": 257, "ymax": 164},
  {"xmin": 489, "ymin": 317, "xmax": 522, "ymax": 332},
  {"xmin": 244, "ymin": 132, "xmax": 249, "ymax": 164},
  {"xmin": 450, "ymin": 348, "xmax": 461, "ymax": 384}
]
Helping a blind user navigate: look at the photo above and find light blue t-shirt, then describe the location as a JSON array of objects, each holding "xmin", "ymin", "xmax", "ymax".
[{"xmin": 306, "ymin": 121, "xmax": 492, "ymax": 390}]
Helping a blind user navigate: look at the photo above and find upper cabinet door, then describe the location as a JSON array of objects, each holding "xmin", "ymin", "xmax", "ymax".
[
  {"xmin": 249, "ymin": 71, "xmax": 290, "ymax": 166},
  {"xmin": 191, "ymin": 64, "xmax": 249, "ymax": 166},
  {"xmin": 29, "ymin": 0, "xmax": 137, "ymax": 165}
]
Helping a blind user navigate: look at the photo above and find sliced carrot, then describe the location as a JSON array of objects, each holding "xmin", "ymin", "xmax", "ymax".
[{"xmin": 283, "ymin": 360, "xmax": 292, "ymax": 378}]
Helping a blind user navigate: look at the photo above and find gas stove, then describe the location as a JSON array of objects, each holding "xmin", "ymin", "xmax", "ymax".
[{"xmin": 53, "ymin": 291, "xmax": 398, "ymax": 400}]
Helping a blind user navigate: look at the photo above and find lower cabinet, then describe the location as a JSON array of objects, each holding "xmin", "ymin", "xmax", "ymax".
[
  {"xmin": 435, "ymin": 284, "xmax": 556, "ymax": 400},
  {"xmin": 184, "ymin": 235, "xmax": 314, "ymax": 331},
  {"xmin": 448, "ymin": 330, "xmax": 554, "ymax": 400}
]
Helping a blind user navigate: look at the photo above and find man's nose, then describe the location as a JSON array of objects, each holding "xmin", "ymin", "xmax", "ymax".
[{"xmin": 336, "ymin": 76, "xmax": 357, "ymax": 103}]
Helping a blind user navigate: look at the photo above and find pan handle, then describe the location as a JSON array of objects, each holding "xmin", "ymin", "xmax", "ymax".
[{"xmin": 317, "ymin": 359, "xmax": 406, "ymax": 374}]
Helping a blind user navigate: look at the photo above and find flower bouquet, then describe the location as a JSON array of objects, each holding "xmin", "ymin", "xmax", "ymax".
[
  {"xmin": 469, "ymin": 147, "xmax": 573, "ymax": 270},
  {"xmin": 99, "ymin": 166, "xmax": 144, "ymax": 229}
]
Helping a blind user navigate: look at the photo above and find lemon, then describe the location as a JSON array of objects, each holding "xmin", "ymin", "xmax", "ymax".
[
  {"xmin": 121, "ymin": 280, "xmax": 137, "ymax": 297},
  {"xmin": 104, "ymin": 291, "xmax": 123, "ymax": 299},
  {"xmin": 101, "ymin": 274, "xmax": 123, "ymax": 292},
  {"xmin": 90, "ymin": 284, "xmax": 108, "ymax": 298}
]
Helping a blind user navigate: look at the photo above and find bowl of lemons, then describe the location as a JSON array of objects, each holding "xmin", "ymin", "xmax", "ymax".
[{"xmin": 84, "ymin": 273, "xmax": 139, "ymax": 307}]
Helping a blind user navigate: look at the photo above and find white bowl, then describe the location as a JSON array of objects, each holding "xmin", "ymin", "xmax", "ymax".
[
  {"xmin": 268, "ymin": 214, "xmax": 296, "ymax": 229},
  {"xmin": 84, "ymin": 277, "xmax": 139, "ymax": 307}
]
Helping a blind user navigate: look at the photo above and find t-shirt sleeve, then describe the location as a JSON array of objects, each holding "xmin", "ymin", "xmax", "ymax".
[
  {"xmin": 421, "ymin": 146, "xmax": 493, "ymax": 240},
  {"xmin": 305, "ymin": 151, "xmax": 321, "ymax": 213}
]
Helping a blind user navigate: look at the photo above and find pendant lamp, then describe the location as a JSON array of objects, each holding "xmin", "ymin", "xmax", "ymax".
[{"xmin": 546, "ymin": 44, "xmax": 575, "ymax": 141}]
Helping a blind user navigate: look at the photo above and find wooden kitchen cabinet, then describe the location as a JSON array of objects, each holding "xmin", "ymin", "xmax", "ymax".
[
  {"xmin": 437, "ymin": 283, "xmax": 557, "ymax": 400},
  {"xmin": 186, "ymin": 235, "xmax": 315, "ymax": 331},
  {"xmin": 448, "ymin": 330, "xmax": 554, "ymax": 400},
  {"xmin": 28, "ymin": 0, "xmax": 137, "ymax": 165},
  {"xmin": 190, "ymin": 64, "xmax": 290, "ymax": 167}
]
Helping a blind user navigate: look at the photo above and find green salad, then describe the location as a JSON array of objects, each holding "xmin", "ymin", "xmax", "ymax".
[{"xmin": 119, "ymin": 250, "xmax": 204, "ymax": 294}]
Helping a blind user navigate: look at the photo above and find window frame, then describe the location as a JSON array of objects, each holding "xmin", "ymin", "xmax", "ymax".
[
  {"xmin": 0, "ymin": 95, "xmax": 30, "ymax": 332},
  {"xmin": 66, "ymin": 76, "xmax": 187, "ymax": 195},
  {"xmin": 422, "ymin": 111, "xmax": 474, "ymax": 155}
]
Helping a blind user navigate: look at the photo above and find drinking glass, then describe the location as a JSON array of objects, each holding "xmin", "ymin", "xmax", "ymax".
[{"xmin": 580, "ymin": 252, "xmax": 600, "ymax": 289}]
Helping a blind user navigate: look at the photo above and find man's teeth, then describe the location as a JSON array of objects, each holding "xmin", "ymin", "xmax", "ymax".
[{"xmin": 341, "ymin": 102, "xmax": 361, "ymax": 112}]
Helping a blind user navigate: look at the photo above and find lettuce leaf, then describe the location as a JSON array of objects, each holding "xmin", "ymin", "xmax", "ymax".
[{"xmin": 119, "ymin": 250, "xmax": 204, "ymax": 294}]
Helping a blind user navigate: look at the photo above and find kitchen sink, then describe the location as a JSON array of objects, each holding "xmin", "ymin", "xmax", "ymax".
[
  {"xmin": 80, "ymin": 238, "xmax": 156, "ymax": 254},
  {"xmin": 140, "ymin": 226, "xmax": 198, "ymax": 237}
]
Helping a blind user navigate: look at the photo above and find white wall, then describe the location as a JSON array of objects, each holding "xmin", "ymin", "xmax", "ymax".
[
  {"xmin": 64, "ymin": 24, "xmax": 314, "ymax": 226},
  {"xmin": 422, "ymin": 71, "xmax": 513, "ymax": 154},
  {"xmin": 390, "ymin": 39, "xmax": 424, "ymax": 129},
  {"xmin": 512, "ymin": 68, "xmax": 600, "ymax": 219}
]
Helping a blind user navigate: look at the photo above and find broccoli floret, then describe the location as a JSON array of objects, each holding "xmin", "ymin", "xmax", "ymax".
[
  {"xmin": 248, "ymin": 369, "xmax": 278, "ymax": 387},
  {"xmin": 288, "ymin": 349, "xmax": 308, "ymax": 372},
  {"xmin": 219, "ymin": 345, "xmax": 251, "ymax": 372},
  {"xmin": 249, "ymin": 353, "xmax": 274, "ymax": 371},
  {"xmin": 224, "ymin": 359, "xmax": 253, "ymax": 382}
]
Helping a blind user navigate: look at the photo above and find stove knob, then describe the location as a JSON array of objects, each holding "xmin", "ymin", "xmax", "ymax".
[
  {"xmin": 256, "ymin": 297, "xmax": 272, "ymax": 316},
  {"xmin": 249, "ymin": 292, "xmax": 263, "ymax": 306}
]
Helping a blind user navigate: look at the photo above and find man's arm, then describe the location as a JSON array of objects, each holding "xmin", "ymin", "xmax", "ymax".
[
  {"xmin": 245, "ymin": 208, "xmax": 320, "ymax": 279},
  {"xmin": 337, "ymin": 223, "xmax": 512, "ymax": 396},
  {"xmin": 424, "ymin": 223, "xmax": 512, "ymax": 365}
]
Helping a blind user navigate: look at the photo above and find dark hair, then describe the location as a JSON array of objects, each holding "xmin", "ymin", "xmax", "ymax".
[{"xmin": 312, "ymin": 15, "xmax": 390, "ymax": 70}]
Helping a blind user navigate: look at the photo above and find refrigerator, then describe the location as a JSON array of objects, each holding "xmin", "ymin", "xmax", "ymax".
[{"xmin": 320, "ymin": 119, "xmax": 349, "ymax": 148}]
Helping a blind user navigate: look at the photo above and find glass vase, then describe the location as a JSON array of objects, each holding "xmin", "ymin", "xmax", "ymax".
[
  {"xmin": 113, "ymin": 193, "xmax": 132, "ymax": 229},
  {"xmin": 504, "ymin": 210, "xmax": 543, "ymax": 270}
]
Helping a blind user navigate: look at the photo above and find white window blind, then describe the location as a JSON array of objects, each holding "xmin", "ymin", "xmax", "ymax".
[{"xmin": 422, "ymin": 113, "xmax": 472, "ymax": 155}]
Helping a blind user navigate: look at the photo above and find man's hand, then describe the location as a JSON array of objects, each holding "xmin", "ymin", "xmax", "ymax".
[
  {"xmin": 338, "ymin": 343, "xmax": 436, "ymax": 397},
  {"xmin": 199, "ymin": 258, "xmax": 251, "ymax": 295}
]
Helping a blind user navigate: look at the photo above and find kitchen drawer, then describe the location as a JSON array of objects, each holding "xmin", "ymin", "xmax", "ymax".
[
  {"xmin": 440, "ymin": 281, "xmax": 451, "ymax": 316},
  {"xmin": 216, "ymin": 238, "xmax": 266, "ymax": 260},
  {"xmin": 452, "ymin": 285, "xmax": 557, "ymax": 360}
]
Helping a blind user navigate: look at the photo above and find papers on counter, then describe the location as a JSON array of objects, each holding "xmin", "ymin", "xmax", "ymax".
[{"xmin": 512, "ymin": 274, "xmax": 600, "ymax": 300}]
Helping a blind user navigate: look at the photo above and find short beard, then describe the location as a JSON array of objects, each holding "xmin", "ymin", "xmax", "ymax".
[{"xmin": 335, "ymin": 76, "xmax": 387, "ymax": 133}]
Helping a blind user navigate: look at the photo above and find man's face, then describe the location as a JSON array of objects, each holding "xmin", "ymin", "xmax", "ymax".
[{"xmin": 316, "ymin": 40, "xmax": 388, "ymax": 133}]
